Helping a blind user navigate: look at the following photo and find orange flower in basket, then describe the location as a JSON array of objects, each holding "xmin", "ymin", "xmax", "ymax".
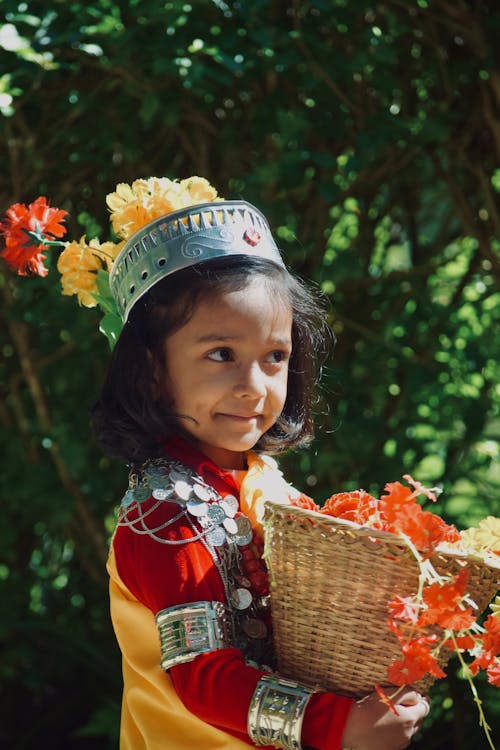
[
  {"xmin": 417, "ymin": 569, "xmax": 475, "ymax": 630},
  {"xmin": 386, "ymin": 627, "xmax": 446, "ymax": 685},
  {"xmin": 469, "ymin": 614, "xmax": 500, "ymax": 676},
  {"xmin": 380, "ymin": 481, "xmax": 459, "ymax": 555},
  {"xmin": 289, "ymin": 493, "xmax": 319, "ymax": 512},
  {"xmin": 321, "ymin": 489, "xmax": 379, "ymax": 526}
]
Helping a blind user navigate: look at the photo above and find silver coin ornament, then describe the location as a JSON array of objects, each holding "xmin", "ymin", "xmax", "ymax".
[
  {"xmin": 187, "ymin": 499, "xmax": 209, "ymax": 517},
  {"xmin": 133, "ymin": 486, "xmax": 152, "ymax": 503},
  {"xmin": 242, "ymin": 618, "xmax": 268, "ymax": 639},
  {"xmin": 236, "ymin": 531, "xmax": 254, "ymax": 546},
  {"xmin": 207, "ymin": 505, "xmax": 226, "ymax": 524},
  {"xmin": 223, "ymin": 517, "xmax": 239, "ymax": 535},
  {"xmin": 152, "ymin": 488, "xmax": 170, "ymax": 500},
  {"xmin": 206, "ymin": 526, "xmax": 227, "ymax": 547},
  {"xmin": 232, "ymin": 587, "xmax": 253, "ymax": 610},
  {"xmin": 221, "ymin": 495, "xmax": 239, "ymax": 517},
  {"xmin": 174, "ymin": 480, "xmax": 193, "ymax": 501},
  {"xmin": 169, "ymin": 469, "xmax": 191, "ymax": 483},
  {"xmin": 193, "ymin": 483, "xmax": 213, "ymax": 501},
  {"xmin": 235, "ymin": 516, "xmax": 252, "ymax": 536},
  {"xmin": 121, "ymin": 489, "xmax": 136, "ymax": 508}
]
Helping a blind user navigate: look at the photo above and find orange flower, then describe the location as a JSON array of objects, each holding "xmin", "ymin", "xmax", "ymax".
[
  {"xmin": 57, "ymin": 236, "xmax": 118, "ymax": 307},
  {"xmin": 387, "ymin": 623, "xmax": 445, "ymax": 684},
  {"xmin": 0, "ymin": 197, "xmax": 67, "ymax": 276},
  {"xmin": 290, "ymin": 493, "xmax": 319, "ymax": 512},
  {"xmin": 379, "ymin": 481, "xmax": 416, "ymax": 525},
  {"xmin": 388, "ymin": 594, "xmax": 419, "ymax": 623},
  {"xmin": 487, "ymin": 661, "xmax": 500, "ymax": 686},
  {"xmin": 470, "ymin": 615, "xmax": 500, "ymax": 676},
  {"xmin": 379, "ymin": 481, "xmax": 459, "ymax": 555},
  {"xmin": 418, "ymin": 569, "xmax": 475, "ymax": 629},
  {"xmin": 402, "ymin": 473, "xmax": 440, "ymax": 503},
  {"xmin": 390, "ymin": 503, "xmax": 459, "ymax": 556},
  {"xmin": 321, "ymin": 489, "xmax": 379, "ymax": 525},
  {"xmin": 450, "ymin": 634, "xmax": 476, "ymax": 650}
]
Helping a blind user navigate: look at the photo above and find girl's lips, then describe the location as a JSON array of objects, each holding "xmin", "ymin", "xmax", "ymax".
[{"xmin": 217, "ymin": 413, "xmax": 260, "ymax": 421}]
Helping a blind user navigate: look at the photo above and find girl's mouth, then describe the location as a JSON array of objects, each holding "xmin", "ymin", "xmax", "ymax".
[{"xmin": 218, "ymin": 413, "xmax": 260, "ymax": 422}]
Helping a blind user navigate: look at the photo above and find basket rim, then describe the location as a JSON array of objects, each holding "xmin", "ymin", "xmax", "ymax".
[{"xmin": 263, "ymin": 499, "xmax": 500, "ymax": 572}]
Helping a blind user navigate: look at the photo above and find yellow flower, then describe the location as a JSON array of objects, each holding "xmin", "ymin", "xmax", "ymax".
[
  {"xmin": 57, "ymin": 236, "xmax": 117, "ymax": 307},
  {"xmin": 459, "ymin": 516, "xmax": 500, "ymax": 557},
  {"xmin": 106, "ymin": 176, "xmax": 221, "ymax": 240},
  {"xmin": 490, "ymin": 595, "xmax": 500, "ymax": 621},
  {"xmin": 180, "ymin": 176, "xmax": 219, "ymax": 203}
]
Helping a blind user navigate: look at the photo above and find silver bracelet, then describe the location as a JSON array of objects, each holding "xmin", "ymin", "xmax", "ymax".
[
  {"xmin": 155, "ymin": 600, "xmax": 231, "ymax": 670},
  {"xmin": 247, "ymin": 674, "xmax": 316, "ymax": 749}
]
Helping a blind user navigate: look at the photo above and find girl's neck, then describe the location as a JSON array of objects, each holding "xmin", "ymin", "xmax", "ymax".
[
  {"xmin": 170, "ymin": 433, "xmax": 248, "ymax": 471},
  {"xmin": 162, "ymin": 435, "xmax": 247, "ymax": 492}
]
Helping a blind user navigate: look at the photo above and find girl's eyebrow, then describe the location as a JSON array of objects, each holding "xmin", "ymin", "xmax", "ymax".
[
  {"xmin": 195, "ymin": 333, "xmax": 240, "ymax": 343},
  {"xmin": 195, "ymin": 333, "xmax": 292, "ymax": 346}
]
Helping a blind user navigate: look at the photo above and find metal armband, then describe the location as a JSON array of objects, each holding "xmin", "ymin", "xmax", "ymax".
[
  {"xmin": 155, "ymin": 600, "xmax": 232, "ymax": 670},
  {"xmin": 247, "ymin": 674, "xmax": 316, "ymax": 750}
]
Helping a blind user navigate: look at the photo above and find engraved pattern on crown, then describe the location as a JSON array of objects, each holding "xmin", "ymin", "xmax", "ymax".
[{"xmin": 181, "ymin": 228, "xmax": 235, "ymax": 258}]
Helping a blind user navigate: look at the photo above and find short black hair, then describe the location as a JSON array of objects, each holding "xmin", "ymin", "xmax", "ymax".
[{"xmin": 91, "ymin": 256, "xmax": 331, "ymax": 465}]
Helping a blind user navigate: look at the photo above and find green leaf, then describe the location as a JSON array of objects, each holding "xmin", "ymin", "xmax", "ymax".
[{"xmin": 99, "ymin": 311, "xmax": 122, "ymax": 349}]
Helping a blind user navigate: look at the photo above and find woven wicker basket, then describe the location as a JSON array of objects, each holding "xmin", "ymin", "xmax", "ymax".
[{"xmin": 264, "ymin": 500, "xmax": 500, "ymax": 698}]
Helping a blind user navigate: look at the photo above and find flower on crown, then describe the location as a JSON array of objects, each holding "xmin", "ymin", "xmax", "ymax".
[
  {"xmin": 0, "ymin": 176, "xmax": 221, "ymax": 345},
  {"xmin": 106, "ymin": 176, "xmax": 220, "ymax": 239}
]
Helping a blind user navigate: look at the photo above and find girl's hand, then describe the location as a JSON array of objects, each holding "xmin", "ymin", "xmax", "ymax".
[{"xmin": 340, "ymin": 688, "xmax": 430, "ymax": 750}]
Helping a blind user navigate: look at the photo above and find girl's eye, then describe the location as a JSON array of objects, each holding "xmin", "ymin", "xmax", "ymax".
[
  {"xmin": 207, "ymin": 347, "xmax": 233, "ymax": 362},
  {"xmin": 265, "ymin": 350, "xmax": 290, "ymax": 364}
]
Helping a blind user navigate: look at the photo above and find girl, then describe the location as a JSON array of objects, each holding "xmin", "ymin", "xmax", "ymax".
[{"xmin": 92, "ymin": 182, "xmax": 429, "ymax": 750}]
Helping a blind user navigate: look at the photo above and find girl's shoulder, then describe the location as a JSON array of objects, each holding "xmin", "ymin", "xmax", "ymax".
[{"xmin": 115, "ymin": 457, "xmax": 227, "ymax": 545}]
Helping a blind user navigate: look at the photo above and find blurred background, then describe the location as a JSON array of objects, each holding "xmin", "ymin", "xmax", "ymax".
[{"xmin": 0, "ymin": 1, "xmax": 499, "ymax": 747}]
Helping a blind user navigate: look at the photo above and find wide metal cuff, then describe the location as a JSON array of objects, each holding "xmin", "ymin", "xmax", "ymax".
[
  {"xmin": 247, "ymin": 674, "xmax": 316, "ymax": 750},
  {"xmin": 155, "ymin": 600, "xmax": 232, "ymax": 670}
]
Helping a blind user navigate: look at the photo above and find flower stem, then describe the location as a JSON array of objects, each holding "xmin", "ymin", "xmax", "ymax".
[
  {"xmin": 450, "ymin": 633, "xmax": 497, "ymax": 750},
  {"xmin": 23, "ymin": 228, "xmax": 66, "ymax": 248}
]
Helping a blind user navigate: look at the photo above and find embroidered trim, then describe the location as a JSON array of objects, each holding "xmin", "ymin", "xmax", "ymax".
[
  {"xmin": 247, "ymin": 674, "xmax": 316, "ymax": 750},
  {"xmin": 156, "ymin": 601, "xmax": 232, "ymax": 670}
]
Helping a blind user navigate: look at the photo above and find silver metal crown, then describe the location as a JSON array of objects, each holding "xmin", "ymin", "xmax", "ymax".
[{"xmin": 109, "ymin": 200, "xmax": 285, "ymax": 321}]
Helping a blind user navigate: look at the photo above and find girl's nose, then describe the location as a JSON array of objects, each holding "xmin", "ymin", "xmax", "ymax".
[{"xmin": 233, "ymin": 362, "xmax": 266, "ymax": 398}]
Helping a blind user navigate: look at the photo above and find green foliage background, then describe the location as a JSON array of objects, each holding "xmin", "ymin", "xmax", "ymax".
[{"xmin": 0, "ymin": 1, "xmax": 499, "ymax": 747}]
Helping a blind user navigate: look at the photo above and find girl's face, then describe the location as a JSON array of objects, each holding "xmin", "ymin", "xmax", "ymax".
[{"xmin": 160, "ymin": 277, "xmax": 293, "ymax": 469}]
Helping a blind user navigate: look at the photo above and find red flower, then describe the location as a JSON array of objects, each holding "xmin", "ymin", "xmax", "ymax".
[{"xmin": 0, "ymin": 197, "xmax": 67, "ymax": 276}]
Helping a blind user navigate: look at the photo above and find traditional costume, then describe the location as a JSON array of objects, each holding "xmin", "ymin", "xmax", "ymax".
[{"xmin": 108, "ymin": 437, "xmax": 353, "ymax": 749}]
